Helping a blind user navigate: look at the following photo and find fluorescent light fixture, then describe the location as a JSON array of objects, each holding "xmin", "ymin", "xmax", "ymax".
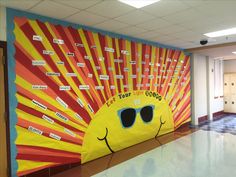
[
  {"xmin": 118, "ymin": 0, "xmax": 161, "ymax": 8},
  {"xmin": 232, "ymin": 51, "xmax": 236, "ymax": 54},
  {"xmin": 204, "ymin": 27, "xmax": 236, "ymax": 37}
]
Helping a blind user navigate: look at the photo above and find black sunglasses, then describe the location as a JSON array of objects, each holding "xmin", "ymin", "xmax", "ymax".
[{"xmin": 117, "ymin": 105, "xmax": 155, "ymax": 128}]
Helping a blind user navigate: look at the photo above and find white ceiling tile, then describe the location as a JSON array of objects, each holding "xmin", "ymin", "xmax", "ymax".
[
  {"xmin": 114, "ymin": 26, "xmax": 147, "ymax": 36},
  {"xmin": 65, "ymin": 11, "xmax": 107, "ymax": 26},
  {"xmin": 133, "ymin": 31, "xmax": 163, "ymax": 39},
  {"xmin": 0, "ymin": 0, "xmax": 41, "ymax": 10},
  {"xmin": 142, "ymin": 0, "xmax": 189, "ymax": 17},
  {"xmin": 115, "ymin": 10, "xmax": 155, "ymax": 25},
  {"xmin": 162, "ymin": 8, "xmax": 206, "ymax": 24},
  {"xmin": 170, "ymin": 30, "xmax": 198, "ymax": 38},
  {"xmin": 86, "ymin": 0, "xmax": 135, "ymax": 18},
  {"xmin": 150, "ymin": 35, "xmax": 177, "ymax": 43},
  {"xmin": 136, "ymin": 18, "xmax": 172, "ymax": 30},
  {"xmin": 52, "ymin": 0, "xmax": 102, "ymax": 10},
  {"xmin": 29, "ymin": 0, "xmax": 79, "ymax": 19},
  {"xmin": 93, "ymin": 20, "xmax": 129, "ymax": 31},
  {"xmin": 161, "ymin": 39, "xmax": 191, "ymax": 48},
  {"xmin": 195, "ymin": 1, "xmax": 236, "ymax": 21},
  {"xmin": 153, "ymin": 25, "xmax": 187, "ymax": 35},
  {"xmin": 179, "ymin": 0, "xmax": 206, "ymax": 7}
]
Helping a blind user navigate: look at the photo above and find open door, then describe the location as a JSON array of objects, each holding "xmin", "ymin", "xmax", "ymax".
[{"xmin": 0, "ymin": 46, "xmax": 8, "ymax": 177}]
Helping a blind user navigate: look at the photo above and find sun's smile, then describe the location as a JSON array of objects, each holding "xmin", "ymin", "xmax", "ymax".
[{"xmin": 81, "ymin": 92, "xmax": 173, "ymax": 163}]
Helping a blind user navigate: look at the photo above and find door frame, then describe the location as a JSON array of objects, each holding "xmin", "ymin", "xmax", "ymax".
[{"xmin": 0, "ymin": 41, "xmax": 11, "ymax": 177}]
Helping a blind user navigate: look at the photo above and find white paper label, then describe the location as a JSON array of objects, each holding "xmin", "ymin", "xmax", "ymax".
[
  {"xmin": 75, "ymin": 113, "xmax": 83, "ymax": 121},
  {"xmin": 77, "ymin": 63, "xmax": 85, "ymax": 67},
  {"xmin": 66, "ymin": 73, "xmax": 77, "ymax": 77},
  {"xmin": 88, "ymin": 73, "xmax": 93, "ymax": 78},
  {"xmin": 99, "ymin": 75, "xmax": 109, "ymax": 80},
  {"xmin": 108, "ymin": 67, "xmax": 113, "ymax": 71},
  {"xmin": 67, "ymin": 52, "xmax": 75, "ymax": 57},
  {"xmin": 46, "ymin": 72, "xmax": 60, "ymax": 76},
  {"xmin": 105, "ymin": 47, "xmax": 114, "ymax": 53},
  {"xmin": 124, "ymin": 68, "xmax": 129, "ymax": 72},
  {"xmin": 59, "ymin": 86, "xmax": 71, "ymax": 91},
  {"xmin": 56, "ymin": 97, "xmax": 68, "ymax": 108},
  {"xmin": 148, "ymin": 75, "xmax": 154, "ymax": 79},
  {"xmin": 114, "ymin": 59, "xmax": 123, "ymax": 63},
  {"xmin": 32, "ymin": 99, "xmax": 47, "ymax": 110},
  {"xmin": 77, "ymin": 98, "xmax": 84, "ymax": 107},
  {"xmin": 49, "ymin": 133, "xmax": 61, "ymax": 140},
  {"xmin": 88, "ymin": 104, "xmax": 94, "ymax": 113},
  {"xmin": 149, "ymin": 62, "xmax": 154, "ymax": 66},
  {"xmin": 32, "ymin": 60, "xmax": 46, "ymax": 66},
  {"xmin": 33, "ymin": 35, "xmax": 42, "ymax": 41},
  {"xmin": 57, "ymin": 61, "xmax": 64, "ymax": 65},
  {"xmin": 43, "ymin": 50, "xmax": 54, "ymax": 55},
  {"xmin": 42, "ymin": 115, "xmax": 54, "ymax": 124},
  {"xmin": 53, "ymin": 39, "xmax": 64, "ymax": 44},
  {"xmin": 116, "ymin": 75, "xmax": 124, "ymax": 79},
  {"xmin": 95, "ymin": 86, "xmax": 104, "ymax": 90},
  {"xmin": 79, "ymin": 85, "xmax": 90, "ymax": 90},
  {"xmin": 84, "ymin": 56, "xmax": 91, "ymax": 60},
  {"xmin": 75, "ymin": 43, "xmax": 84, "ymax": 47},
  {"xmin": 99, "ymin": 57, "xmax": 104, "ymax": 61},
  {"xmin": 28, "ymin": 126, "xmax": 43, "ymax": 135},
  {"xmin": 55, "ymin": 112, "xmax": 68, "ymax": 122},
  {"xmin": 64, "ymin": 128, "xmax": 76, "ymax": 137},
  {"xmin": 110, "ymin": 85, "xmax": 115, "ymax": 89},
  {"xmin": 32, "ymin": 85, "xmax": 47, "ymax": 90},
  {"xmin": 121, "ymin": 50, "xmax": 129, "ymax": 55},
  {"xmin": 145, "ymin": 54, "xmax": 149, "ymax": 58},
  {"xmin": 130, "ymin": 61, "xmax": 136, "ymax": 65}
]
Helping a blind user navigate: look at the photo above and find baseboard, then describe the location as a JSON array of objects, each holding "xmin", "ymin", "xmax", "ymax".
[
  {"xmin": 213, "ymin": 110, "xmax": 225, "ymax": 121},
  {"xmin": 198, "ymin": 115, "xmax": 208, "ymax": 125},
  {"xmin": 224, "ymin": 112, "xmax": 236, "ymax": 115}
]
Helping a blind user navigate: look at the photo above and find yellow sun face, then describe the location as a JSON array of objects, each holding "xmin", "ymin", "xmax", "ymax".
[{"xmin": 81, "ymin": 90, "xmax": 174, "ymax": 163}]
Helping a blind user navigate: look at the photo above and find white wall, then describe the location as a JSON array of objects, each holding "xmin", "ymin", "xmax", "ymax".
[
  {"xmin": 207, "ymin": 57, "xmax": 224, "ymax": 120},
  {"xmin": 224, "ymin": 59, "xmax": 236, "ymax": 73},
  {"xmin": 191, "ymin": 54, "xmax": 224, "ymax": 125},
  {"xmin": 191, "ymin": 54, "xmax": 208, "ymax": 125},
  {"xmin": 0, "ymin": 6, "xmax": 6, "ymax": 41}
]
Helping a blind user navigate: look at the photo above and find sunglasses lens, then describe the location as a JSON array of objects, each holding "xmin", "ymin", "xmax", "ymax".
[
  {"xmin": 120, "ymin": 108, "xmax": 136, "ymax": 128},
  {"xmin": 140, "ymin": 106, "xmax": 153, "ymax": 123}
]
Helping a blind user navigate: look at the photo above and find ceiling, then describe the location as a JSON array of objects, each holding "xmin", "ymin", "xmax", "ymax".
[{"xmin": 1, "ymin": 0, "xmax": 236, "ymax": 50}]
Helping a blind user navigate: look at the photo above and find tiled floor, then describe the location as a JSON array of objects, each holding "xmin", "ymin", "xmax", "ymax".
[
  {"xmin": 93, "ymin": 130, "xmax": 236, "ymax": 177},
  {"xmin": 52, "ymin": 123, "xmax": 196, "ymax": 177},
  {"xmin": 30, "ymin": 116, "xmax": 236, "ymax": 177},
  {"xmin": 52, "ymin": 116, "xmax": 236, "ymax": 177},
  {"xmin": 200, "ymin": 115, "xmax": 236, "ymax": 134}
]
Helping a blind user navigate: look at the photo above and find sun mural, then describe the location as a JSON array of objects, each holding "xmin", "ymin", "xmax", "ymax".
[{"xmin": 13, "ymin": 16, "xmax": 191, "ymax": 176}]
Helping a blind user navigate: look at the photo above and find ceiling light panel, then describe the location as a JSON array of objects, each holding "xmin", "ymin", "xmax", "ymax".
[
  {"xmin": 204, "ymin": 27, "xmax": 236, "ymax": 37},
  {"xmin": 118, "ymin": 0, "xmax": 161, "ymax": 8}
]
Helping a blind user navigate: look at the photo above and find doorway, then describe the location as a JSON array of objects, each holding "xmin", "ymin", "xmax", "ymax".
[{"xmin": 0, "ymin": 43, "xmax": 8, "ymax": 177}]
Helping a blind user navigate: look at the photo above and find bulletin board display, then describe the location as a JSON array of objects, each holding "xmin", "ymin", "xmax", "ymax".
[{"xmin": 7, "ymin": 9, "xmax": 191, "ymax": 177}]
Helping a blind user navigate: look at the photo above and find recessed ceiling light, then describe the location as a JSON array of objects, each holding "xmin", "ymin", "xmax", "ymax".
[
  {"xmin": 204, "ymin": 27, "xmax": 236, "ymax": 37},
  {"xmin": 118, "ymin": 0, "xmax": 161, "ymax": 8},
  {"xmin": 232, "ymin": 51, "xmax": 236, "ymax": 54}
]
